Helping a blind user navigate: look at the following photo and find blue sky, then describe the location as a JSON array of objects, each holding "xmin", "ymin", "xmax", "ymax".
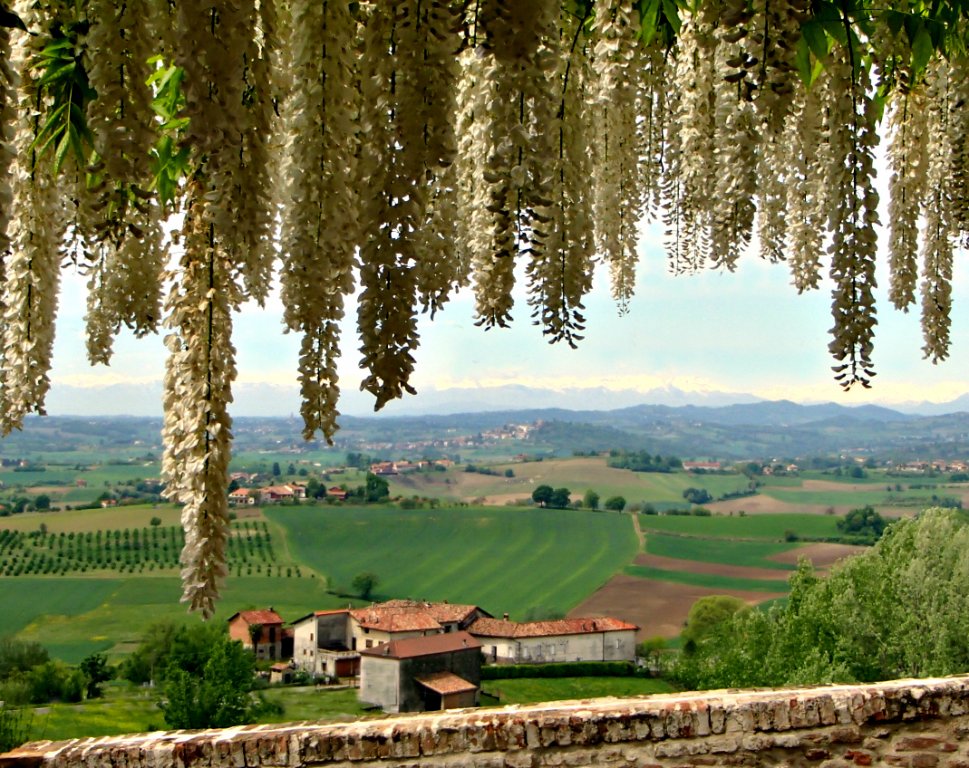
[{"xmin": 46, "ymin": 218, "xmax": 969, "ymax": 416}]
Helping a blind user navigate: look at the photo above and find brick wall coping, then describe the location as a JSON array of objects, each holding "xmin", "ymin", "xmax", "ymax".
[{"xmin": 2, "ymin": 676, "xmax": 969, "ymax": 768}]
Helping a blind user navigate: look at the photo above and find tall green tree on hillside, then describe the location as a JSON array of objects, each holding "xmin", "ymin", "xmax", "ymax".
[
  {"xmin": 365, "ymin": 473, "xmax": 389, "ymax": 502},
  {"xmin": 671, "ymin": 510, "xmax": 969, "ymax": 690},
  {"xmin": 532, "ymin": 485, "xmax": 553, "ymax": 507},
  {"xmin": 583, "ymin": 490, "xmax": 600, "ymax": 510}
]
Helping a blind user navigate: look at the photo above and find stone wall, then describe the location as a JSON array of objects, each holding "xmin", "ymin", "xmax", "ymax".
[{"xmin": 5, "ymin": 676, "xmax": 969, "ymax": 768}]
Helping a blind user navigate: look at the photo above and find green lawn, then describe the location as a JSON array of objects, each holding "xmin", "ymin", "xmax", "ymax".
[
  {"xmin": 480, "ymin": 676, "xmax": 673, "ymax": 705},
  {"xmin": 643, "ymin": 533, "xmax": 796, "ymax": 570},
  {"xmin": 7, "ymin": 576, "xmax": 358, "ymax": 663},
  {"xmin": 638, "ymin": 513, "xmax": 842, "ymax": 540},
  {"xmin": 624, "ymin": 565, "xmax": 788, "ymax": 592},
  {"xmin": 25, "ymin": 683, "xmax": 375, "ymax": 742},
  {"xmin": 268, "ymin": 504, "xmax": 638, "ymax": 619}
]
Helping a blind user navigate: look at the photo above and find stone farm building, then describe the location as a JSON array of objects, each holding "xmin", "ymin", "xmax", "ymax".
[
  {"xmin": 358, "ymin": 631, "xmax": 482, "ymax": 713},
  {"xmin": 468, "ymin": 616, "xmax": 638, "ymax": 664},
  {"xmin": 291, "ymin": 599, "xmax": 637, "ymax": 679}
]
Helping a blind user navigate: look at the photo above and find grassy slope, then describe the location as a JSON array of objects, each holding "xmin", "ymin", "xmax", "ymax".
[
  {"xmin": 387, "ymin": 458, "xmax": 756, "ymax": 504},
  {"xmin": 643, "ymin": 533, "xmax": 797, "ymax": 569},
  {"xmin": 9, "ymin": 576, "xmax": 355, "ymax": 663},
  {"xmin": 637, "ymin": 513, "xmax": 841, "ymax": 539},
  {"xmin": 623, "ymin": 565, "xmax": 787, "ymax": 592},
  {"xmin": 480, "ymin": 676, "xmax": 673, "ymax": 706},
  {"xmin": 268, "ymin": 505, "xmax": 638, "ymax": 619}
]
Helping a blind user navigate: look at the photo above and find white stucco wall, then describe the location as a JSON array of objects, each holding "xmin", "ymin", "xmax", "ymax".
[{"xmin": 476, "ymin": 630, "xmax": 636, "ymax": 663}]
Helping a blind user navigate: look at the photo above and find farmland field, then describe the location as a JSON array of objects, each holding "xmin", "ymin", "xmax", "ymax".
[
  {"xmin": 643, "ymin": 533, "xmax": 797, "ymax": 569},
  {"xmin": 637, "ymin": 512, "xmax": 842, "ymax": 539},
  {"xmin": 267, "ymin": 504, "xmax": 638, "ymax": 620},
  {"xmin": 480, "ymin": 676, "xmax": 673, "ymax": 706}
]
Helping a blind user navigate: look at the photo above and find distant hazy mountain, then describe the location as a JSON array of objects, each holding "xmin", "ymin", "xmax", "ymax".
[{"xmin": 43, "ymin": 378, "xmax": 968, "ymax": 422}]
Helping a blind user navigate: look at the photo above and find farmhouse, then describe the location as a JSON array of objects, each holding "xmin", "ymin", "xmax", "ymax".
[
  {"xmin": 358, "ymin": 631, "xmax": 482, "ymax": 713},
  {"xmin": 228, "ymin": 608, "xmax": 287, "ymax": 660},
  {"xmin": 467, "ymin": 615, "xmax": 638, "ymax": 664},
  {"xmin": 291, "ymin": 599, "xmax": 636, "ymax": 682},
  {"xmin": 228, "ymin": 487, "xmax": 257, "ymax": 506},
  {"xmin": 291, "ymin": 600, "xmax": 489, "ymax": 678}
]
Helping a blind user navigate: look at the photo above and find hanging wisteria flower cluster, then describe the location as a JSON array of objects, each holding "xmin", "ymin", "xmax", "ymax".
[{"xmin": 1, "ymin": 0, "xmax": 967, "ymax": 613}]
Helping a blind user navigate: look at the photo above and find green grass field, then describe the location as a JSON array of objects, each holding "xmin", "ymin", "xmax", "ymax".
[
  {"xmin": 624, "ymin": 565, "xmax": 787, "ymax": 592},
  {"xmin": 268, "ymin": 504, "xmax": 638, "ymax": 619},
  {"xmin": 638, "ymin": 512, "xmax": 842, "ymax": 540},
  {"xmin": 643, "ymin": 533, "xmax": 796, "ymax": 569},
  {"xmin": 25, "ymin": 682, "xmax": 374, "ymax": 742},
  {"xmin": 7, "ymin": 576, "xmax": 357, "ymax": 663},
  {"xmin": 480, "ymin": 676, "xmax": 673, "ymax": 705}
]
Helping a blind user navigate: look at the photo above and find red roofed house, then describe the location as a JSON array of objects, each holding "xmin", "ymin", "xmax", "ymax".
[
  {"xmin": 359, "ymin": 631, "xmax": 481, "ymax": 713},
  {"xmin": 291, "ymin": 601, "xmax": 490, "ymax": 680},
  {"xmin": 327, "ymin": 487, "xmax": 348, "ymax": 501},
  {"xmin": 467, "ymin": 615, "xmax": 638, "ymax": 664},
  {"xmin": 228, "ymin": 608, "xmax": 286, "ymax": 660}
]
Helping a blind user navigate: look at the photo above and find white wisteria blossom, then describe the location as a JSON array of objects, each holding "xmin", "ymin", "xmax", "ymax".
[{"xmin": 0, "ymin": 0, "xmax": 967, "ymax": 610}]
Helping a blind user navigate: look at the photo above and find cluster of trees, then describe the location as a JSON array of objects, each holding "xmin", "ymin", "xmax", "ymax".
[
  {"xmin": 0, "ymin": 638, "xmax": 110, "ymax": 710},
  {"xmin": 836, "ymin": 506, "xmax": 888, "ymax": 543},
  {"xmin": 122, "ymin": 622, "xmax": 273, "ymax": 730},
  {"xmin": 531, "ymin": 485, "xmax": 572, "ymax": 509},
  {"xmin": 671, "ymin": 510, "xmax": 969, "ymax": 691},
  {"xmin": 607, "ymin": 452, "xmax": 682, "ymax": 474},
  {"xmin": 682, "ymin": 488, "xmax": 713, "ymax": 505}
]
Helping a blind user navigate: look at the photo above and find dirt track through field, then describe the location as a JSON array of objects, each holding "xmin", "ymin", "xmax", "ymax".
[
  {"xmin": 633, "ymin": 553, "xmax": 790, "ymax": 581},
  {"xmin": 569, "ymin": 574, "xmax": 785, "ymax": 639}
]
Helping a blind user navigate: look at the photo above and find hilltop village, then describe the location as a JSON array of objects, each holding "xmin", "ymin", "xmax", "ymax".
[{"xmin": 228, "ymin": 600, "xmax": 637, "ymax": 714}]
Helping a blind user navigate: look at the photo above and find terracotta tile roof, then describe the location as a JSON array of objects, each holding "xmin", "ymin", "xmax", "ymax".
[
  {"xmin": 350, "ymin": 605, "xmax": 443, "ymax": 632},
  {"xmin": 359, "ymin": 631, "xmax": 481, "ymax": 660},
  {"xmin": 231, "ymin": 609, "xmax": 284, "ymax": 626},
  {"xmin": 468, "ymin": 616, "xmax": 638, "ymax": 639},
  {"xmin": 376, "ymin": 600, "xmax": 485, "ymax": 625},
  {"xmin": 415, "ymin": 671, "xmax": 478, "ymax": 695}
]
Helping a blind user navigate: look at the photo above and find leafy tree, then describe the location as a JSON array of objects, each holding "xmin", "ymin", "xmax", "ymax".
[
  {"xmin": 33, "ymin": 494, "xmax": 50, "ymax": 511},
  {"xmin": 305, "ymin": 478, "xmax": 325, "ymax": 499},
  {"xmin": 583, "ymin": 489, "xmax": 600, "ymax": 510},
  {"xmin": 670, "ymin": 510, "xmax": 969, "ymax": 691},
  {"xmin": 682, "ymin": 596, "xmax": 748, "ymax": 647},
  {"xmin": 838, "ymin": 505, "xmax": 888, "ymax": 541},
  {"xmin": 604, "ymin": 495, "xmax": 626, "ymax": 512},
  {"xmin": 682, "ymin": 487, "xmax": 713, "ymax": 505},
  {"xmin": 79, "ymin": 653, "xmax": 112, "ymax": 699},
  {"xmin": 532, "ymin": 485, "xmax": 553, "ymax": 507},
  {"xmin": 0, "ymin": 638, "xmax": 48, "ymax": 680},
  {"xmin": 27, "ymin": 660, "xmax": 85, "ymax": 703},
  {"xmin": 162, "ymin": 633, "xmax": 256, "ymax": 730},
  {"xmin": 271, "ymin": 462, "xmax": 281, "ymax": 477},
  {"xmin": 365, "ymin": 473, "xmax": 389, "ymax": 502},
  {"xmin": 287, "ymin": 463, "xmax": 296, "ymax": 475},
  {"xmin": 548, "ymin": 487, "xmax": 571, "ymax": 509},
  {"xmin": 120, "ymin": 621, "xmax": 181, "ymax": 685},
  {"xmin": 352, "ymin": 571, "xmax": 379, "ymax": 600},
  {"xmin": 150, "ymin": 516, "xmax": 162, "ymax": 527}
]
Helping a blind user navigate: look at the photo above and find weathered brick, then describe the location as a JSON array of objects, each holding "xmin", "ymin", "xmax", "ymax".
[
  {"xmin": 911, "ymin": 754, "xmax": 940, "ymax": 768},
  {"xmin": 897, "ymin": 738, "xmax": 944, "ymax": 751}
]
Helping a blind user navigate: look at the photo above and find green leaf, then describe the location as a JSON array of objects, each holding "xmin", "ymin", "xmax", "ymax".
[
  {"xmin": 911, "ymin": 22, "xmax": 934, "ymax": 74},
  {"xmin": 638, "ymin": 0, "xmax": 662, "ymax": 45},
  {"xmin": 885, "ymin": 10, "xmax": 906, "ymax": 36},
  {"xmin": 801, "ymin": 19, "xmax": 829, "ymax": 60},
  {"xmin": 661, "ymin": 0, "xmax": 681, "ymax": 34},
  {"xmin": 53, "ymin": 130, "xmax": 71, "ymax": 174}
]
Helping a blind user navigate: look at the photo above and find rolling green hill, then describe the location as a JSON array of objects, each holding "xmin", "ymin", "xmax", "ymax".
[{"xmin": 267, "ymin": 504, "xmax": 638, "ymax": 619}]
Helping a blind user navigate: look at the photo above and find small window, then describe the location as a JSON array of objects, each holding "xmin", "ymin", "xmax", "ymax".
[
  {"xmin": 310, "ymin": 632, "xmax": 314, "ymax": 642},
  {"xmin": 365, "ymin": 639, "xmax": 373, "ymax": 648}
]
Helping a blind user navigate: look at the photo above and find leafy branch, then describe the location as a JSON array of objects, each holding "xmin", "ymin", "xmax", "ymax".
[
  {"xmin": 29, "ymin": 20, "xmax": 95, "ymax": 174},
  {"xmin": 146, "ymin": 56, "xmax": 191, "ymax": 210}
]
